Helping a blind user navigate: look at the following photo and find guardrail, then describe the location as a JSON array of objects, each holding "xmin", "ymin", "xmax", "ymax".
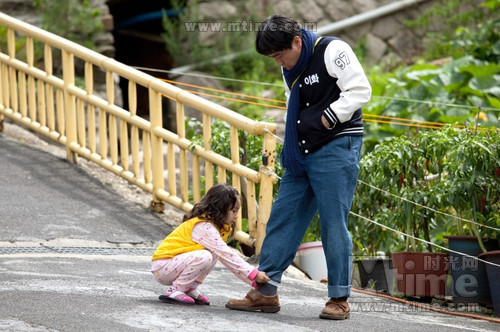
[{"xmin": 0, "ymin": 12, "xmax": 277, "ymax": 254}]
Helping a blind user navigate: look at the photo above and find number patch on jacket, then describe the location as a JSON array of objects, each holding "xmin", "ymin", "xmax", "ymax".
[{"xmin": 335, "ymin": 51, "xmax": 350, "ymax": 70}]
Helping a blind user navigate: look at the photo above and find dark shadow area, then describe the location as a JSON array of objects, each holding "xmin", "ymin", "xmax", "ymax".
[{"xmin": 107, "ymin": 0, "xmax": 183, "ymax": 131}]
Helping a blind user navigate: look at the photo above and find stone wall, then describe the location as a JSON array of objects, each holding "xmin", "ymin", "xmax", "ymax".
[
  {"xmin": 0, "ymin": 0, "xmax": 115, "ymax": 58},
  {"xmin": 0, "ymin": 0, "xmax": 119, "ymax": 105},
  {"xmin": 194, "ymin": 0, "xmax": 438, "ymax": 66},
  {"xmin": 1, "ymin": 0, "xmax": 441, "ymax": 66}
]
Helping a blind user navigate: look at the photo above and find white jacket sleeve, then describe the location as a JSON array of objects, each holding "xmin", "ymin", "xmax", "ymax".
[{"xmin": 324, "ymin": 39, "xmax": 372, "ymax": 123}]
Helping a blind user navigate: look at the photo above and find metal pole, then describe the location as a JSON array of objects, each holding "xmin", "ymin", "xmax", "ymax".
[{"xmin": 317, "ymin": 0, "xmax": 430, "ymax": 35}]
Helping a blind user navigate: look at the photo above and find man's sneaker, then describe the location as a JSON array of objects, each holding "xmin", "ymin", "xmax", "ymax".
[
  {"xmin": 225, "ymin": 289, "xmax": 280, "ymax": 313},
  {"xmin": 319, "ymin": 298, "xmax": 350, "ymax": 320}
]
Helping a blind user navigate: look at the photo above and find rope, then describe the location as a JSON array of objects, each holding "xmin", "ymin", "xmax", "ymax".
[
  {"xmin": 160, "ymin": 78, "xmax": 286, "ymax": 104},
  {"xmin": 356, "ymin": 179, "xmax": 500, "ymax": 233},
  {"xmin": 350, "ymin": 211, "xmax": 500, "ymax": 269},
  {"xmin": 362, "ymin": 113, "xmax": 465, "ymax": 129},
  {"xmin": 263, "ymin": 124, "xmax": 284, "ymax": 143},
  {"xmin": 133, "ymin": 65, "xmax": 500, "ymax": 114},
  {"xmin": 154, "ymin": 76, "xmax": 497, "ymax": 131},
  {"xmin": 351, "ymin": 288, "xmax": 500, "ymax": 324},
  {"xmin": 181, "ymin": 88, "xmax": 285, "ymax": 109},
  {"xmin": 363, "ymin": 118, "xmax": 446, "ymax": 130},
  {"xmin": 371, "ymin": 95, "xmax": 500, "ymax": 113},
  {"xmin": 259, "ymin": 165, "xmax": 280, "ymax": 180},
  {"xmin": 133, "ymin": 65, "xmax": 282, "ymax": 87}
]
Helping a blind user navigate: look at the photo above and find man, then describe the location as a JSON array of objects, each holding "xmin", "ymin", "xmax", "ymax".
[{"xmin": 226, "ymin": 15, "xmax": 371, "ymax": 320}]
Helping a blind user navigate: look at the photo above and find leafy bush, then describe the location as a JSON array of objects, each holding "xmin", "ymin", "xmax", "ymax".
[
  {"xmin": 33, "ymin": 0, "xmax": 103, "ymax": 50},
  {"xmin": 352, "ymin": 126, "xmax": 500, "ymax": 254},
  {"xmin": 185, "ymin": 117, "xmax": 284, "ymax": 199},
  {"xmin": 363, "ymin": 56, "xmax": 500, "ymax": 153},
  {"xmin": 404, "ymin": 0, "xmax": 497, "ymax": 60},
  {"xmin": 443, "ymin": 127, "xmax": 500, "ymax": 251}
]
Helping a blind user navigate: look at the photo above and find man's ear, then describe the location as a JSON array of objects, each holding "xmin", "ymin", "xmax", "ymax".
[{"xmin": 293, "ymin": 36, "xmax": 302, "ymax": 50}]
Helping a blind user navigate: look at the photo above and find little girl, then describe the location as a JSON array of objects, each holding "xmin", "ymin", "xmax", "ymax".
[{"xmin": 151, "ymin": 183, "xmax": 270, "ymax": 305}]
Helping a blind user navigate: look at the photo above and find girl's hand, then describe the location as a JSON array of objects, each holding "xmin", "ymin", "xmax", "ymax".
[{"xmin": 255, "ymin": 271, "xmax": 270, "ymax": 283}]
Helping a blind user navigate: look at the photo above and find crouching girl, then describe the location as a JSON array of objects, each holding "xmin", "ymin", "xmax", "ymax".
[{"xmin": 151, "ymin": 183, "xmax": 270, "ymax": 305}]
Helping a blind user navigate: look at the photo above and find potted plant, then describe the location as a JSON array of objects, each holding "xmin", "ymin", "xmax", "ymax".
[
  {"xmin": 351, "ymin": 153, "xmax": 399, "ymax": 294},
  {"xmin": 442, "ymin": 126, "xmax": 500, "ymax": 306},
  {"xmin": 478, "ymin": 250, "xmax": 500, "ymax": 316},
  {"xmin": 355, "ymin": 130, "xmax": 451, "ymax": 298}
]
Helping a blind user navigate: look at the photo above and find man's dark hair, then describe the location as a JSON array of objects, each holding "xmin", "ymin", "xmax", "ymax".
[{"xmin": 255, "ymin": 15, "xmax": 302, "ymax": 55}]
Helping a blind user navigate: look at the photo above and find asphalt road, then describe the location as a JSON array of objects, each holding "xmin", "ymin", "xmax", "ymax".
[{"xmin": 1, "ymin": 123, "xmax": 499, "ymax": 331}]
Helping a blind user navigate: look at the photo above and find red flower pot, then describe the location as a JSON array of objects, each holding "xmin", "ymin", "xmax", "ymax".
[{"xmin": 391, "ymin": 252, "xmax": 449, "ymax": 298}]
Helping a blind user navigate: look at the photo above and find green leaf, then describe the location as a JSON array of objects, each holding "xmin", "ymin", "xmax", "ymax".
[
  {"xmin": 472, "ymin": 141, "xmax": 493, "ymax": 156},
  {"xmin": 404, "ymin": 68, "xmax": 441, "ymax": 82},
  {"xmin": 487, "ymin": 96, "xmax": 500, "ymax": 108},
  {"xmin": 459, "ymin": 62, "xmax": 500, "ymax": 77},
  {"xmin": 445, "ymin": 71, "xmax": 471, "ymax": 93},
  {"xmin": 481, "ymin": 0, "xmax": 500, "ymax": 11},
  {"xmin": 493, "ymin": 40, "xmax": 500, "ymax": 55},
  {"xmin": 469, "ymin": 75, "xmax": 500, "ymax": 98}
]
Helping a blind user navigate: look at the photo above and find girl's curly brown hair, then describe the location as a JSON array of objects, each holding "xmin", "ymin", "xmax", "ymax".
[{"xmin": 182, "ymin": 183, "xmax": 240, "ymax": 230}]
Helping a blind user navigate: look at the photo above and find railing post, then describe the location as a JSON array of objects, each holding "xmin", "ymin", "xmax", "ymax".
[
  {"xmin": 255, "ymin": 128, "xmax": 277, "ymax": 254},
  {"xmin": 149, "ymin": 83, "xmax": 165, "ymax": 212},
  {"xmin": 0, "ymin": 62, "xmax": 4, "ymax": 132},
  {"xmin": 62, "ymin": 49, "xmax": 78, "ymax": 163}
]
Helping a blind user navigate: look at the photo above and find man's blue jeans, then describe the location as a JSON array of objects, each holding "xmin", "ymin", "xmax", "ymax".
[{"xmin": 259, "ymin": 135, "xmax": 362, "ymax": 298}]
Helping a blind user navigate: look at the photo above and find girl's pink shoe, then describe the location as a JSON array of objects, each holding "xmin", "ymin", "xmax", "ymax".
[
  {"xmin": 187, "ymin": 289, "xmax": 210, "ymax": 305},
  {"xmin": 159, "ymin": 289, "xmax": 195, "ymax": 305}
]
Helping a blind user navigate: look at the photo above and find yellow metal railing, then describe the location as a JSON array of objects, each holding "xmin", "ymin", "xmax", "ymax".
[{"xmin": 0, "ymin": 13, "xmax": 277, "ymax": 254}]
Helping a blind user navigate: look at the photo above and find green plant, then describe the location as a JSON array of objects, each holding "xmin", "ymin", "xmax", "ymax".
[
  {"xmin": 363, "ymin": 55, "xmax": 500, "ymax": 154},
  {"xmin": 359, "ymin": 0, "xmax": 500, "ymax": 154},
  {"xmin": 185, "ymin": 116, "xmax": 284, "ymax": 250},
  {"xmin": 451, "ymin": 16, "xmax": 500, "ymax": 63},
  {"xmin": 350, "ymin": 181, "xmax": 398, "ymax": 256},
  {"xmin": 353, "ymin": 128, "xmax": 459, "ymax": 253},
  {"xmin": 33, "ymin": 0, "xmax": 103, "ymax": 50},
  {"xmin": 221, "ymin": 52, "xmax": 284, "ymax": 119},
  {"xmin": 185, "ymin": 117, "xmax": 284, "ymax": 202},
  {"xmin": 161, "ymin": 1, "xmax": 283, "ymax": 121},
  {"xmin": 161, "ymin": 0, "xmax": 203, "ymax": 67},
  {"xmin": 443, "ymin": 127, "xmax": 500, "ymax": 252},
  {"xmin": 353, "ymin": 126, "xmax": 499, "ymax": 255},
  {"xmin": 161, "ymin": 0, "xmax": 261, "ymax": 69},
  {"xmin": 404, "ymin": 0, "xmax": 493, "ymax": 60},
  {"xmin": 0, "ymin": 26, "xmax": 45, "ymax": 69}
]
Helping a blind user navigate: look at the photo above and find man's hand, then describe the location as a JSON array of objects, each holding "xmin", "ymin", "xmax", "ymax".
[
  {"xmin": 321, "ymin": 115, "xmax": 331, "ymax": 129},
  {"xmin": 255, "ymin": 271, "xmax": 270, "ymax": 283}
]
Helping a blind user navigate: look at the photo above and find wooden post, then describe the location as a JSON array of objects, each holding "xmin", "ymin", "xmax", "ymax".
[
  {"xmin": 255, "ymin": 128, "xmax": 277, "ymax": 254},
  {"xmin": 149, "ymin": 85, "xmax": 165, "ymax": 212},
  {"xmin": 62, "ymin": 49, "xmax": 77, "ymax": 163}
]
